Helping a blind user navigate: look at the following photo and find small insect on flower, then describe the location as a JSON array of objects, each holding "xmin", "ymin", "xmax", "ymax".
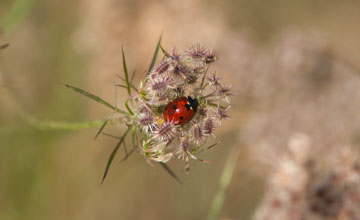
[
  {"xmin": 164, "ymin": 96, "xmax": 199, "ymax": 125},
  {"xmin": 63, "ymin": 40, "xmax": 232, "ymax": 182}
]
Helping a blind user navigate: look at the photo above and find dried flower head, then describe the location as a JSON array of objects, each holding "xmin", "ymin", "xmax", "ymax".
[
  {"xmin": 154, "ymin": 60, "xmax": 170, "ymax": 74},
  {"xmin": 203, "ymin": 118, "xmax": 216, "ymax": 138},
  {"xmin": 254, "ymin": 134, "xmax": 360, "ymax": 220},
  {"xmin": 64, "ymin": 41, "xmax": 232, "ymax": 181},
  {"xmin": 133, "ymin": 44, "xmax": 231, "ymax": 170},
  {"xmin": 216, "ymin": 85, "xmax": 233, "ymax": 103},
  {"xmin": 215, "ymin": 106, "xmax": 231, "ymax": 121},
  {"xmin": 146, "ymin": 75, "xmax": 174, "ymax": 97},
  {"xmin": 207, "ymin": 73, "xmax": 221, "ymax": 86},
  {"xmin": 192, "ymin": 121, "xmax": 205, "ymax": 146},
  {"xmin": 187, "ymin": 44, "xmax": 218, "ymax": 64},
  {"xmin": 138, "ymin": 114, "xmax": 157, "ymax": 133},
  {"xmin": 153, "ymin": 119, "xmax": 178, "ymax": 142}
]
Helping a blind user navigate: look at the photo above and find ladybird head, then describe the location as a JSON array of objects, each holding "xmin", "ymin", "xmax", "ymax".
[{"xmin": 187, "ymin": 96, "xmax": 199, "ymax": 112}]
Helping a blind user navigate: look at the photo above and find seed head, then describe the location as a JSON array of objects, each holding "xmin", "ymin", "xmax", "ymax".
[
  {"xmin": 207, "ymin": 73, "xmax": 221, "ymax": 86},
  {"xmin": 172, "ymin": 64, "xmax": 194, "ymax": 83},
  {"xmin": 117, "ymin": 44, "xmax": 230, "ymax": 169},
  {"xmin": 198, "ymin": 107, "xmax": 208, "ymax": 118},
  {"xmin": 153, "ymin": 120, "xmax": 178, "ymax": 142},
  {"xmin": 204, "ymin": 50, "xmax": 218, "ymax": 64},
  {"xmin": 187, "ymin": 45, "xmax": 218, "ymax": 64},
  {"xmin": 176, "ymin": 137, "xmax": 191, "ymax": 160},
  {"xmin": 192, "ymin": 121, "xmax": 205, "ymax": 145},
  {"xmin": 215, "ymin": 106, "xmax": 231, "ymax": 121},
  {"xmin": 152, "ymin": 152, "xmax": 173, "ymax": 163},
  {"xmin": 203, "ymin": 118, "xmax": 216, "ymax": 137},
  {"xmin": 170, "ymin": 48, "xmax": 180, "ymax": 61},
  {"xmin": 138, "ymin": 114, "xmax": 157, "ymax": 134},
  {"xmin": 143, "ymin": 141, "xmax": 173, "ymax": 163},
  {"xmin": 147, "ymin": 75, "xmax": 174, "ymax": 97},
  {"xmin": 187, "ymin": 44, "xmax": 209, "ymax": 59},
  {"xmin": 138, "ymin": 104, "xmax": 152, "ymax": 115},
  {"xmin": 154, "ymin": 60, "xmax": 170, "ymax": 74},
  {"xmin": 216, "ymin": 85, "xmax": 233, "ymax": 103},
  {"xmin": 193, "ymin": 66, "xmax": 206, "ymax": 74},
  {"xmin": 149, "ymin": 93, "xmax": 172, "ymax": 107}
]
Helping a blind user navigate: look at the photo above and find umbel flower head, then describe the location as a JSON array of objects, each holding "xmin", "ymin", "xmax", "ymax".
[
  {"xmin": 62, "ymin": 40, "xmax": 232, "ymax": 182},
  {"xmin": 135, "ymin": 44, "xmax": 230, "ymax": 168}
]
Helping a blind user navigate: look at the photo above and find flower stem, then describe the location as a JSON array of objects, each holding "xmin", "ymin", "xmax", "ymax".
[{"xmin": 207, "ymin": 148, "xmax": 238, "ymax": 220}]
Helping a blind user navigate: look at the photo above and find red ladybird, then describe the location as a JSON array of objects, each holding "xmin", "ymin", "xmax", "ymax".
[{"xmin": 164, "ymin": 96, "xmax": 199, "ymax": 125}]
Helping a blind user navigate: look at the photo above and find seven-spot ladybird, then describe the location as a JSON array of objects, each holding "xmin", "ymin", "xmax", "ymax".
[{"xmin": 164, "ymin": 96, "xmax": 199, "ymax": 125}]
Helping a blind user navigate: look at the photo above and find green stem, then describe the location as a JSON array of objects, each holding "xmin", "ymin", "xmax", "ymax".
[
  {"xmin": 200, "ymin": 92, "xmax": 216, "ymax": 100},
  {"xmin": 207, "ymin": 149, "xmax": 238, "ymax": 220},
  {"xmin": 27, "ymin": 116, "xmax": 125, "ymax": 131},
  {"xmin": 200, "ymin": 66, "xmax": 210, "ymax": 89}
]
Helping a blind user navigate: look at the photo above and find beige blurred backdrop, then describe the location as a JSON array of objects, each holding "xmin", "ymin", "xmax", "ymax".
[{"xmin": 1, "ymin": 0, "xmax": 360, "ymax": 219}]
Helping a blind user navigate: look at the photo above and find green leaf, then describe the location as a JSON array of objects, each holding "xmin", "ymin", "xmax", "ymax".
[
  {"xmin": 147, "ymin": 35, "xmax": 162, "ymax": 75},
  {"xmin": 125, "ymin": 100, "xmax": 134, "ymax": 116},
  {"xmin": 200, "ymin": 66, "xmax": 210, "ymax": 89},
  {"xmin": 94, "ymin": 118, "xmax": 110, "ymax": 140},
  {"xmin": 131, "ymin": 125, "xmax": 137, "ymax": 148},
  {"xmin": 115, "ymin": 84, "xmax": 128, "ymax": 89},
  {"xmin": 119, "ymin": 148, "xmax": 135, "ymax": 163},
  {"xmin": 160, "ymin": 44, "xmax": 170, "ymax": 57},
  {"xmin": 102, "ymin": 130, "xmax": 136, "ymax": 163},
  {"xmin": 130, "ymin": 69, "xmax": 136, "ymax": 84},
  {"xmin": 122, "ymin": 137, "xmax": 128, "ymax": 156},
  {"xmin": 116, "ymin": 75, "xmax": 138, "ymax": 92},
  {"xmin": 61, "ymin": 83, "xmax": 129, "ymax": 115},
  {"xmin": 207, "ymin": 149, "xmax": 238, "ymax": 220},
  {"xmin": 102, "ymin": 126, "xmax": 131, "ymax": 183},
  {"xmin": 31, "ymin": 119, "xmax": 105, "ymax": 130},
  {"xmin": 101, "ymin": 132, "xmax": 121, "ymax": 139},
  {"xmin": 121, "ymin": 46, "xmax": 131, "ymax": 95}
]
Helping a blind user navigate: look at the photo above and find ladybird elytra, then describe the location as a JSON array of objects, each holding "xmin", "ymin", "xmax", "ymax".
[{"xmin": 164, "ymin": 96, "xmax": 199, "ymax": 125}]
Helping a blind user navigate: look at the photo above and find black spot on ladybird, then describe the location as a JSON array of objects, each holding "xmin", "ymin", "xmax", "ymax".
[
  {"xmin": 173, "ymin": 105, "xmax": 177, "ymax": 109},
  {"xmin": 180, "ymin": 116, "xmax": 184, "ymax": 120}
]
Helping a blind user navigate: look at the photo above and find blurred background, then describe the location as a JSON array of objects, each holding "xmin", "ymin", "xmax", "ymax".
[{"xmin": 1, "ymin": 0, "xmax": 360, "ymax": 219}]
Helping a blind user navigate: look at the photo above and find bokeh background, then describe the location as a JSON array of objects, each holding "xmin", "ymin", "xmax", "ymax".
[{"xmin": 1, "ymin": 0, "xmax": 360, "ymax": 219}]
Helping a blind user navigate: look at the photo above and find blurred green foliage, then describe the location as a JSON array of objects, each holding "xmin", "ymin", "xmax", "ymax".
[{"xmin": 1, "ymin": 0, "xmax": 37, "ymax": 34}]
